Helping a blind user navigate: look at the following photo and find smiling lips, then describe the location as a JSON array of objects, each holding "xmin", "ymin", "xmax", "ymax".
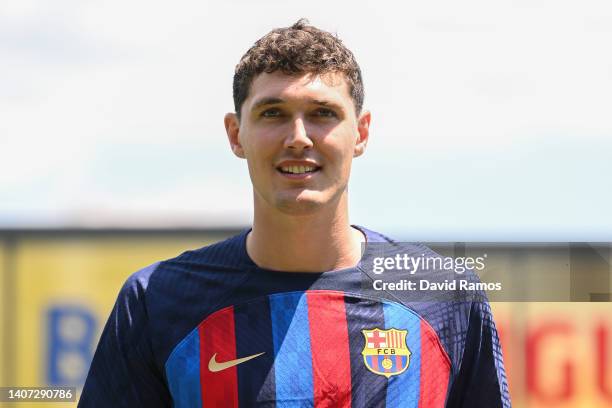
[{"xmin": 276, "ymin": 160, "xmax": 321, "ymax": 178}]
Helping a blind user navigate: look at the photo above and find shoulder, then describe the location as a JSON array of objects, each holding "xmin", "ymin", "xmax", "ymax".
[
  {"xmin": 121, "ymin": 261, "xmax": 160, "ymax": 295},
  {"xmin": 118, "ymin": 229, "xmax": 255, "ymax": 328},
  {"xmin": 116, "ymin": 230, "xmax": 251, "ymax": 301},
  {"xmin": 162, "ymin": 229, "xmax": 253, "ymax": 270},
  {"xmin": 353, "ymin": 224, "xmax": 395, "ymax": 243},
  {"xmin": 356, "ymin": 225, "xmax": 441, "ymax": 257}
]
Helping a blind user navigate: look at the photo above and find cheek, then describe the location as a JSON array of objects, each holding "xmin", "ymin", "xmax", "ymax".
[
  {"xmin": 243, "ymin": 135, "xmax": 276, "ymax": 165},
  {"xmin": 320, "ymin": 144, "xmax": 354, "ymax": 183},
  {"xmin": 246, "ymin": 150, "xmax": 280, "ymax": 188},
  {"xmin": 325, "ymin": 137, "xmax": 356, "ymax": 163}
]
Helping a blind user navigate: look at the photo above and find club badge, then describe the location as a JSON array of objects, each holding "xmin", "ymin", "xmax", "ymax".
[{"xmin": 361, "ymin": 328, "xmax": 411, "ymax": 378}]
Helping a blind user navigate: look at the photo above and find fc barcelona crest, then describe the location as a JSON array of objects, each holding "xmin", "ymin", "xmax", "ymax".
[{"xmin": 361, "ymin": 328, "xmax": 411, "ymax": 378}]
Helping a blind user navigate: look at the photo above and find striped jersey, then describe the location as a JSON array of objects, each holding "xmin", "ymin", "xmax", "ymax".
[{"xmin": 79, "ymin": 226, "xmax": 511, "ymax": 407}]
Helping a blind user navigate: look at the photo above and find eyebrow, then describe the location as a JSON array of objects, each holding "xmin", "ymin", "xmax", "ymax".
[
  {"xmin": 251, "ymin": 97, "xmax": 285, "ymax": 111},
  {"xmin": 250, "ymin": 97, "xmax": 345, "ymax": 112}
]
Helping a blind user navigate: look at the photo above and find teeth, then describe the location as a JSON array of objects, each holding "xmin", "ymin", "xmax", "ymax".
[{"xmin": 281, "ymin": 165, "xmax": 316, "ymax": 174}]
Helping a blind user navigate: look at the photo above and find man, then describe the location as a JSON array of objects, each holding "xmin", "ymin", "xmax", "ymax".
[{"xmin": 80, "ymin": 20, "xmax": 510, "ymax": 407}]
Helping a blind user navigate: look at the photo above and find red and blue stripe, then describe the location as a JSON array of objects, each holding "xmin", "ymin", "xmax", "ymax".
[{"xmin": 165, "ymin": 290, "xmax": 450, "ymax": 408}]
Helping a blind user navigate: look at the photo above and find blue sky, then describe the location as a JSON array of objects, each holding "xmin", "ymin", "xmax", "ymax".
[{"xmin": 1, "ymin": 0, "xmax": 611, "ymax": 240}]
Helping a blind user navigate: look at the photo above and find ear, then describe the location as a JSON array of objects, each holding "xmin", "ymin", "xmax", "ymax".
[
  {"xmin": 224, "ymin": 113, "xmax": 245, "ymax": 158},
  {"xmin": 353, "ymin": 110, "xmax": 371, "ymax": 158}
]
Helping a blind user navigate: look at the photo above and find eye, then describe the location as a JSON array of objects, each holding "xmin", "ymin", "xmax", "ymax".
[
  {"xmin": 314, "ymin": 108, "xmax": 337, "ymax": 118},
  {"xmin": 261, "ymin": 108, "xmax": 282, "ymax": 118}
]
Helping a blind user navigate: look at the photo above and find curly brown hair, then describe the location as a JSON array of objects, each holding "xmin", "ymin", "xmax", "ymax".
[{"xmin": 232, "ymin": 19, "xmax": 364, "ymax": 118}]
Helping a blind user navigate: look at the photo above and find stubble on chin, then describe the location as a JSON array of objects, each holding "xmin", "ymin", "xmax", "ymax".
[
  {"xmin": 273, "ymin": 185, "xmax": 349, "ymax": 216},
  {"xmin": 273, "ymin": 191, "xmax": 325, "ymax": 216}
]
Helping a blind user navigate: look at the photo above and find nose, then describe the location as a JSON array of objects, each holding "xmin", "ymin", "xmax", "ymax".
[{"xmin": 284, "ymin": 117, "xmax": 313, "ymax": 151}]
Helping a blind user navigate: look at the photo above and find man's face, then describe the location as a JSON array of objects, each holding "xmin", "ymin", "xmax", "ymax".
[{"xmin": 225, "ymin": 71, "xmax": 370, "ymax": 215}]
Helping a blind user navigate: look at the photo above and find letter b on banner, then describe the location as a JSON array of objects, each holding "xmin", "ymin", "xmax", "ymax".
[{"xmin": 47, "ymin": 306, "xmax": 96, "ymax": 385}]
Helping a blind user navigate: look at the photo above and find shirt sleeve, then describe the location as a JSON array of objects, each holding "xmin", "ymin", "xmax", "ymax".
[
  {"xmin": 445, "ymin": 300, "xmax": 512, "ymax": 408},
  {"xmin": 79, "ymin": 264, "xmax": 172, "ymax": 407}
]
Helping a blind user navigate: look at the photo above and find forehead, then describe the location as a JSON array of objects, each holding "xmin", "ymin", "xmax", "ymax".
[{"xmin": 245, "ymin": 71, "xmax": 353, "ymax": 110}]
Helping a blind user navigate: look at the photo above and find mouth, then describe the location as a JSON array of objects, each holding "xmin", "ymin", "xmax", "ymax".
[{"xmin": 276, "ymin": 163, "xmax": 322, "ymax": 179}]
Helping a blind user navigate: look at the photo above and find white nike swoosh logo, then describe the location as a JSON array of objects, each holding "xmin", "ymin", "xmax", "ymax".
[{"xmin": 208, "ymin": 352, "xmax": 265, "ymax": 372}]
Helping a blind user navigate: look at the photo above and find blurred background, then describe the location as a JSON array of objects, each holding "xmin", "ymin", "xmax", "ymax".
[{"xmin": 1, "ymin": 0, "xmax": 611, "ymax": 406}]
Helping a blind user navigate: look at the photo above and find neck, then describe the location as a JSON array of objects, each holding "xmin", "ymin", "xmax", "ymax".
[{"xmin": 247, "ymin": 192, "xmax": 365, "ymax": 272}]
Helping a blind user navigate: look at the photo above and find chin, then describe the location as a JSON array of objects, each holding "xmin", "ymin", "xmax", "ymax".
[
  {"xmin": 275, "ymin": 197, "xmax": 325, "ymax": 216},
  {"xmin": 274, "ymin": 191, "xmax": 330, "ymax": 216}
]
